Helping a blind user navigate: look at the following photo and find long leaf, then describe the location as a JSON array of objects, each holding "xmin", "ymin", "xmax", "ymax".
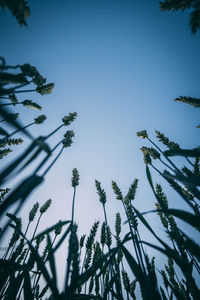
[
  {"xmin": 34, "ymin": 220, "xmax": 70, "ymax": 241},
  {"xmin": 47, "ymin": 233, "xmax": 57, "ymax": 288},
  {"xmin": 164, "ymin": 148, "xmax": 200, "ymax": 158},
  {"xmin": 23, "ymin": 269, "xmax": 33, "ymax": 300},
  {"xmin": 121, "ymin": 245, "xmax": 144, "ymax": 285},
  {"xmin": 166, "ymin": 209, "xmax": 200, "ymax": 229},
  {"xmin": 53, "ymin": 222, "xmax": 72, "ymax": 253},
  {"xmin": 179, "ymin": 230, "xmax": 200, "ymax": 261}
]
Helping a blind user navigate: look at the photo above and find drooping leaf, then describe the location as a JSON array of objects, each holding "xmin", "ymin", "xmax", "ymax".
[{"xmin": 34, "ymin": 221, "xmax": 70, "ymax": 241}]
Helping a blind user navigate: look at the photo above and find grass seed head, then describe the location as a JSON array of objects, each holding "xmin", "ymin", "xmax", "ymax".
[
  {"xmin": 29, "ymin": 202, "xmax": 39, "ymax": 222},
  {"xmin": 36, "ymin": 83, "xmax": 54, "ymax": 95},
  {"xmin": 137, "ymin": 130, "xmax": 148, "ymax": 138},
  {"xmin": 40, "ymin": 199, "xmax": 52, "ymax": 214},
  {"xmin": 62, "ymin": 112, "xmax": 77, "ymax": 126},
  {"xmin": 95, "ymin": 180, "xmax": 107, "ymax": 204},
  {"xmin": 34, "ymin": 114, "xmax": 47, "ymax": 124},
  {"xmin": 62, "ymin": 130, "xmax": 75, "ymax": 148},
  {"xmin": 112, "ymin": 181, "xmax": 123, "ymax": 200},
  {"xmin": 71, "ymin": 168, "xmax": 79, "ymax": 187}
]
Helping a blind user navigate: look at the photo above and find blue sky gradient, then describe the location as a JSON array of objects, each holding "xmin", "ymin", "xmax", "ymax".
[{"xmin": 1, "ymin": 0, "xmax": 200, "ymax": 292}]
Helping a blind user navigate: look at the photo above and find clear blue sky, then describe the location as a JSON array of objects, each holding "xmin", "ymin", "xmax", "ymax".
[{"xmin": 1, "ymin": 0, "xmax": 200, "ymax": 292}]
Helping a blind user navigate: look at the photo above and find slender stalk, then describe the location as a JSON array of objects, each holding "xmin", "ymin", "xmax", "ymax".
[
  {"xmin": 32, "ymin": 232, "xmax": 58, "ymax": 291},
  {"xmin": 8, "ymin": 89, "xmax": 36, "ymax": 94},
  {"xmin": 71, "ymin": 187, "xmax": 76, "ymax": 224},
  {"xmin": 6, "ymin": 121, "xmax": 35, "ymax": 138},
  {"xmin": 102, "ymin": 204, "xmax": 120, "ymax": 300},
  {"xmin": 159, "ymin": 158, "xmax": 175, "ymax": 173},
  {"xmin": 121, "ymin": 261, "xmax": 130, "ymax": 300},
  {"xmin": 123, "ymin": 201, "xmax": 146, "ymax": 274},
  {"xmin": 147, "ymin": 137, "xmax": 181, "ymax": 175},
  {"xmin": 10, "ymin": 81, "xmax": 32, "ymax": 90},
  {"xmin": 185, "ymin": 157, "xmax": 194, "ymax": 167},
  {"xmin": 45, "ymin": 124, "xmax": 64, "ymax": 140},
  {"xmin": 34, "ymin": 141, "xmax": 62, "ymax": 175},
  {"xmin": 42, "ymin": 146, "xmax": 64, "ymax": 177}
]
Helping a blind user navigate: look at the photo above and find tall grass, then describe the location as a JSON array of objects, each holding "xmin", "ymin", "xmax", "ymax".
[{"xmin": 1, "ymin": 1, "xmax": 200, "ymax": 299}]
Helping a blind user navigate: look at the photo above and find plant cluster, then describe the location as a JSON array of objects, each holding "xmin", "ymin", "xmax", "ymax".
[{"xmin": 0, "ymin": 1, "xmax": 200, "ymax": 299}]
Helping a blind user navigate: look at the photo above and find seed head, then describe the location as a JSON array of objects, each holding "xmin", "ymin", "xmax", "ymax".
[
  {"xmin": 0, "ymin": 148, "xmax": 12, "ymax": 159},
  {"xmin": 62, "ymin": 112, "xmax": 77, "ymax": 126},
  {"xmin": 36, "ymin": 83, "xmax": 54, "ymax": 95},
  {"xmin": 6, "ymin": 138, "xmax": 23, "ymax": 146},
  {"xmin": 34, "ymin": 114, "xmax": 47, "ymax": 124},
  {"xmin": 141, "ymin": 146, "xmax": 160, "ymax": 160},
  {"xmin": 20, "ymin": 64, "xmax": 39, "ymax": 77},
  {"xmin": 71, "ymin": 168, "xmax": 79, "ymax": 187},
  {"xmin": 22, "ymin": 100, "xmax": 41, "ymax": 110},
  {"xmin": 141, "ymin": 147, "xmax": 152, "ymax": 164},
  {"xmin": 9, "ymin": 94, "xmax": 18, "ymax": 105},
  {"xmin": 33, "ymin": 74, "xmax": 46, "ymax": 86},
  {"xmin": 54, "ymin": 220, "xmax": 63, "ymax": 236},
  {"xmin": 62, "ymin": 130, "xmax": 75, "ymax": 148},
  {"xmin": 95, "ymin": 180, "xmax": 107, "ymax": 204},
  {"xmin": 126, "ymin": 179, "xmax": 138, "ymax": 201},
  {"xmin": 115, "ymin": 212, "xmax": 121, "ymax": 236},
  {"xmin": 29, "ymin": 202, "xmax": 39, "ymax": 222},
  {"xmin": 137, "ymin": 130, "xmax": 148, "ymax": 139},
  {"xmin": 40, "ymin": 199, "xmax": 52, "ymax": 214},
  {"xmin": 79, "ymin": 234, "xmax": 86, "ymax": 248},
  {"xmin": 112, "ymin": 181, "xmax": 123, "ymax": 200}
]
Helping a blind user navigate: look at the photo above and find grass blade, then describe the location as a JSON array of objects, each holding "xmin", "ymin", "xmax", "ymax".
[
  {"xmin": 23, "ymin": 269, "xmax": 33, "ymax": 300},
  {"xmin": 47, "ymin": 233, "xmax": 57, "ymax": 288}
]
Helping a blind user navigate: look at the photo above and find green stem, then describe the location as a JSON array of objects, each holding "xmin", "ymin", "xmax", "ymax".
[
  {"xmin": 45, "ymin": 123, "xmax": 64, "ymax": 139},
  {"xmin": 159, "ymin": 158, "xmax": 175, "ymax": 173},
  {"xmin": 9, "ymin": 89, "xmax": 36, "ymax": 94},
  {"xmin": 71, "ymin": 187, "xmax": 76, "ymax": 225},
  {"xmin": 42, "ymin": 146, "xmax": 64, "ymax": 177},
  {"xmin": 148, "ymin": 137, "xmax": 181, "ymax": 175},
  {"xmin": 34, "ymin": 141, "xmax": 62, "ymax": 175},
  {"xmin": 7, "ymin": 121, "xmax": 35, "ymax": 138}
]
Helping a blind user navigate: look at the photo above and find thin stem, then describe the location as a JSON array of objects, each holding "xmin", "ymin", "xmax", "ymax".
[
  {"xmin": 45, "ymin": 124, "xmax": 64, "ymax": 140},
  {"xmin": 150, "ymin": 163, "xmax": 163, "ymax": 176},
  {"xmin": 9, "ymin": 89, "xmax": 36, "ymax": 94},
  {"xmin": 185, "ymin": 157, "xmax": 194, "ymax": 167},
  {"xmin": 24, "ymin": 220, "xmax": 31, "ymax": 237},
  {"xmin": 11, "ymin": 81, "xmax": 32, "ymax": 90},
  {"xmin": 7, "ymin": 121, "xmax": 34, "ymax": 138},
  {"xmin": 71, "ymin": 187, "xmax": 76, "ymax": 224},
  {"xmin": 0, "ymin": 64, "xmax": 20, "ymax": 70},
  {"xmin": 159, "ymin": 158, "xmax": 175, "ymax": 173},
  {"xmin": 102, "ymin": 204, "xmax": 116, "ymax": 300},
  {"xmin": 147, "ymin": 137, "xmax": 181, "ymax": 175},
  {"xmin": 33, "ymin": 233, "xmax": 58, "ymax": 291},
  {"xmin": 33, "ymin": 140, "xmax": 62, "ymax": 175},
  {"xmin": 0, "ymin": 103, "xmax": 16, "ymax": 107},
  {"xmin": 42, "ymin": 146, "xmax": 64, "ymax": 177}
]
